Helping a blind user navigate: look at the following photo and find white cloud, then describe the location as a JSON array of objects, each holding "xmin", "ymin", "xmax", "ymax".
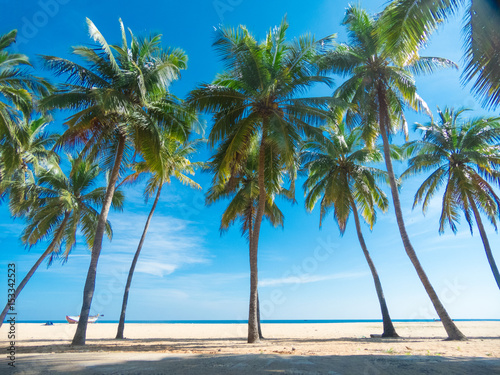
[
  {"xmin": 135, "ymin": 261, "xmax": 178, "ymax": 277},
  {"xmin": 259, "ymin": 271, "xmax": 368, "ymax": 287},
  {"xmin": 96, "ymin": 212, "xmax": 210, "ymax": 279}
]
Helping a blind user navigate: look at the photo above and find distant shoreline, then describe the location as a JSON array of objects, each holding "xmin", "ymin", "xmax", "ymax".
[{"xmin": 14, "ymin": 318, "xmax": 500, "ymax": 324}]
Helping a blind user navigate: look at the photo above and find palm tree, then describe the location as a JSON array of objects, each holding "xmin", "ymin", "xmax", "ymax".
[
  {"xmin": 0, "ymin": 158, "xmax": 124, "ymax": 326},
  {"xmin": 206, "ymin": 136, "xmax": 293, "ymax": 239},
  {"xmin": 320, "ymin": 6, "xmax": 466, "ymax": 340},
  {"xmin": 403, "ymin": 107, "xmax": 500, "ymax": 290},
  {"xmin": 0, "ymin": 31, "xmax": 53, "ymax": 193},
  {"xmin": 302, "ymin": 123, "xmax": 399, "ymax": 337},
  {"xmin": 41, "ymin": 19, "xmax": 189, "ymax": 345},
  {"xmin": 206, "ymin": 138, "xmax": 295, "ymax": 339},
  {"xmin": 115, "ymin": 134, "xmax": 202, "ymax": 339},
  {"xmin": 0, "ymin": 30, "xmax": 52, "ymax": 136},
  {"xmin": 188, "ymin": 17, "xmax": 333, "ymax": 343},
  {"xmin": 0, "ymin": 116, "xmax": 58, "ymax": 204},
  {"xmin": 379, "ymin": 0, "xmax": 500, "ymax": 110}
]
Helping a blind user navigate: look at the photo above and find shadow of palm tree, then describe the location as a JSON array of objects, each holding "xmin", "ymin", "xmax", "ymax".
[{"xmin": 15, "ymin": 353, "xmax": 500, "ymax": 375}]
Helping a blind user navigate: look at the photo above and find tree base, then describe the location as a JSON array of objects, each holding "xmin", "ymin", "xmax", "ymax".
[
  {"xmin": 444, "ymin": 335, "xmax": 467, "ymax": 341},
  {"xmin": 370, "ymin": 333, "xmax": 400, "ymax": 338},
  {"xmin": 382, "ymin": 332, "xmax": 400, "ymax": 338}
]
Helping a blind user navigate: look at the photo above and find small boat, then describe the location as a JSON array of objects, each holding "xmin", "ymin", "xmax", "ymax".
[{"xmin": 66, "ymin": 314, "xmax": 100, "ymax": 324}]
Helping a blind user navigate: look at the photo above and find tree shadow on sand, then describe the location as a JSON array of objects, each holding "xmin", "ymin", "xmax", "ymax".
[
  {"xmin": 15, "ymin": 353, "xmax": 500, "ymax": 375},
  {"xmin": 15, "ymin": 335, "xmax": 500, "ymax": 355}
]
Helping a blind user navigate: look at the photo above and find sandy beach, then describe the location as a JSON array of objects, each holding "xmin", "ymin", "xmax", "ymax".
[{"xmin": 1, "ymin": 321, "xmax": 499, "ymax": 374}]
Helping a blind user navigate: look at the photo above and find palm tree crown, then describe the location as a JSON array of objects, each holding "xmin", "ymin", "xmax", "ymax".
[
  {"xmin": 403, "ymin": 107, "xmax": 500, "ymax": 289},
  {"xmin": 124, "ymin": 134, "xmax": 203, "ymax": 197},
  {"xmin": 21, "ymin": 158, "xmax": 124, "ymax": 260},
  {"xmin": 0, "ymin": 30, "xmax": 52, "ymax": 134},
  {"xmin": 379, "ymin": 0, "xmax": 500, "ymax": 110},
  {"xmin": 303, "ymin": 123, "xmax": 388, "ymax": 231},
  {"xmin": 41, "ymin": 18, "xmax": 190, "ymax": 168},
  {"xmin": 189, "ymin": 17, "xmax": 333, "ymax": 179},
  {"xmin": 404, "ymin": 108, "xmax": 500, "ymax": 232},
  {"xmin": 320, "ymin": 5, "xmax": 456, "ymax": 144},
  {"xmin": 0, "ymin": 116, "xmax": 59, "ymax": 205},
  {"xmin": 206, "ymin": 137, "xmax": 294, "ymax": 238}
]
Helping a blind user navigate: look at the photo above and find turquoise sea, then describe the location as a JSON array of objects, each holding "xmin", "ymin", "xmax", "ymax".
[{"xmin": 16, "ymin": 319, "xmax": 500, "ymax": 324}]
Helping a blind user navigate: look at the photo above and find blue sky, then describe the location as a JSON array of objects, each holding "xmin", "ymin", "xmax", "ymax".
[{"xmin": 1, "ymin": 0, "xmax": 499, "ymax": 322}]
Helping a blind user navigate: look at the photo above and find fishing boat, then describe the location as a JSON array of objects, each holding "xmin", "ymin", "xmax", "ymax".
[{"xmin": 66, "ymin": 314, "xmax": 100, "ymax": 324}]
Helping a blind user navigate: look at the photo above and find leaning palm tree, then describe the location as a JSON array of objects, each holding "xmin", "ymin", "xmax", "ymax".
[
  {"xmin": 403, "ymin": 107, "xmax": 500, "ymax": 290},
  {"xmin": 41, "ymin": 19, "xmax": 189, "ymax": 345},
  {"xmin": 0, "ymin": 158, "xmax": 124, "ymax": 326},
  {"xmin": 320, "ymin": 6, "xmax": 465, "ymax": 339},
  {"xmin": 0, "ymin": 30, "xmax": 52, "ymax": 136},
  {"xmin": 189, "ymin": 17, "xmax": 334, "ymax": 343},
  {"xmin": 206, "ymin": 138, "xmax": 295, "ymax": 339},
  {"xmin": 379, "ymin": 0, "xmax": 500, "ymax": 110},
  {"xmin": 115, "ymin": 134, "xmax": 202, "ymax": 339},
  {"xmin": 302, "ymin": 122, "xmax": 399, "ymax": 337}
]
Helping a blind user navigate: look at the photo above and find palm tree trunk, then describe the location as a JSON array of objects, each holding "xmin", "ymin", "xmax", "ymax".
[
  {"xmin": 377, "ymin": 85, "xmax": 465, "ymax": 340},
  {"xmin": 469, "ymin": 197, "xmax": 500, "ymax": 290},
  {"xmin": 0, "ymin": 212, "xmax": 70, "ymax": 327},
  {"xmin": 349, "ymin": 199, "xmax": 398, "ymax": 337},
  {"xmin": 248, "ymin": 128, "xmax": 267, "ymax": 343},
  {"xmin": 116, "ymin": 185, "xmax": 162, "ymax": 339},
  {"xmin": 257, "ymin": 292, "xmax": 264, "ymax": 339},
  {"xmin": 248, "ymin": 206, "xmax": 264, "ymax": 340},
  {"xmin": 72, "ymin": 134, "xmax": 126, "ymax": 346}
]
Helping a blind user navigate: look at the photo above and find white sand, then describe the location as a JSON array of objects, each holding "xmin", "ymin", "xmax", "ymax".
[{"xmin": 1, "ymin": 321, "xmax": 499, "ymax": 374}]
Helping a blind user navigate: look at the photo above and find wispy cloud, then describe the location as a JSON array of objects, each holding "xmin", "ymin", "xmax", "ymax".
[
  {"xmin": 259, "ymin": 271, "xmax": 368, "ymax": 287},
  {"xmin": 120, "ymin": 183, "xmax": 184, "ymax": 207},
  {"xmin": 98, "ymin": 212, "xmax": 210, "ymax": 278},
  {"xmin": 0, "ymin": 222, "xmax": 25, "ymax": 238},
  {"xmin": 133, "ymin": 287, "xmax": 191, "ymax": 300},
  {"xmin": 135, "ymin": 261, "xmax": 178, "ymax": 277}
]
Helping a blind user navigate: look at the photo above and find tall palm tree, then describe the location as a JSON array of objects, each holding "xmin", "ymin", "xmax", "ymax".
[
  {"xmin": 0, "ymin": 30, "xmax": 52, "ymax": 136},
  {"xmin": 379, "ymin": 0, "xmax": 500, "ymax": 110},
  {"xmin": 189, "ymin": 17, "xmax": 333, "ymax": 343},
  {"xmin": 115, "ymin": 134, "xmax": 202, "ymax": 339},
  {"xmin": 302, "ymin": 123, "xmax": 399, "ymax": 337},
  {"xmin": 403, "ymin": 107, "xmax": 500, "ymax": 289},
  {"xmin": 41, "ymin": 19, "xmax": 189, "ymax": 345},
  {"xmin": 320, "ymin": 6, "xmax": 466, "ymax": 340},
  {"xmin": 0, "ymin": 158, "xmax": 124, "ymax": 326}
]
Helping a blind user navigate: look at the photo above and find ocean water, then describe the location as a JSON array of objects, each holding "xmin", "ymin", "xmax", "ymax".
[{"xmin": 16, "ymin": 319, "xmax": 500, "ymax": 324}]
